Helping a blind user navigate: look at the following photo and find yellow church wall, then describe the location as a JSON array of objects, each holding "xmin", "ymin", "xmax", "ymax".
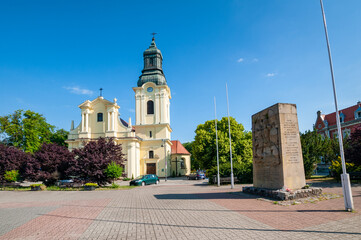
[
  {"xmin": 171, "ymin": 155, "xmax": 191, "ymax": 176},
  {"xmin": 88, "ymin": 101, "xmax": 107, "ymax": 137}
]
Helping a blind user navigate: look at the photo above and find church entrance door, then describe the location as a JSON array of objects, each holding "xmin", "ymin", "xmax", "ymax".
[{"xmin": 146, "ymin": 163, "xmax": 156, "ymax": 175}]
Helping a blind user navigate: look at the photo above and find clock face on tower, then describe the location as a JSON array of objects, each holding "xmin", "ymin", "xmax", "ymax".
[{"xmin": 147, "ymin": 87, "xmax": 153, "ymax": 92}]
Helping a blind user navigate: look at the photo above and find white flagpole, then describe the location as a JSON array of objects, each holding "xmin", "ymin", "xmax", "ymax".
[
  {"xmin": 214, "ymin": 97, "xmax": 220, "ymax": 187},
  {"xmin": 226, "ymin": 83, "xmax": 234, "ymax": 189},
  {"xmin": 320, "ymin": 0, "xmax": 353, "ymax": 211}
]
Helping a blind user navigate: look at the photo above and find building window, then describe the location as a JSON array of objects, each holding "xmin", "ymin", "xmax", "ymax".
[
  {"xmin": 97, "ymin": 113, "xmax": 103, "ymax": 122},
  {"xmin": 149, "ymin": 58, "xmax": 154, "ymax": 66},
  {"xmin": 149, "ymin": 131, "xmax": 152, "ymax": 138},
  {"xmin": 147, "ymin": 100, "xmax": 154, "ymax": 114},
  {"xmin": 180, "ymin": 158, "xmax": 186, "ymax": 169},
  {"xmin": 339, "ymin": 112, "xmax": 345, "ymax": 123},
  {"xmin": 358, "ymin": 112, "xmax": 361, "ymax": 118},
  {"xmin": 343, "ymin": 129, "xmax": 351, "ymax": 139},
  {"xmin": 149, "ymin": 151, "xmax": 154, "ymax": 159}
]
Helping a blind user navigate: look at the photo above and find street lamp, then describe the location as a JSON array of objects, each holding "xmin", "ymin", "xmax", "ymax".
[
  {"xmin": 226, "ymin": 83, "xmax": 234, "ymax": 189},
  {"xmin": 214, "ymin": 96, "xmax": 220, "ymax": 187},
  {"xmin": 319, "ymin": 0, "xmax": 354, "ymax": 211},
  {"xmin": 162, "ymin": 139, "xmax": 167, "ymax": 182}
]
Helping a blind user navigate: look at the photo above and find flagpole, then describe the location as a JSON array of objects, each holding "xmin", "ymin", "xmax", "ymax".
[
  {"xmin": 226, "ymin": 83, "xmax": 234, "ymax": 189},
  {"xmin": 214, "ymin": 97, "xmax": 220, "ymax": 187},
  {"xmin": 320, "ymin": 0, "xmax": 353, "ymax": 211}
]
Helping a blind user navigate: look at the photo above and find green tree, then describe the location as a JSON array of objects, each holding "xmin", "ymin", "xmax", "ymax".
[
  {"xmin": 105, "ymin": 161, "xmax": 123, "ymax": 183},
  {"xmin": 300, "ymin": 129, "xmax": 341, "ymax": 178},
  {"xmin": 192, "ymin": 117, "xmax": 252, "ymax": 170},
  {"xmin": 0, "ymin": 110, "xmax": 68, "ymax": 152},
  {"xmin": 300, "ymin": 130, "xmax": 325, "ymax": 178},
  {"xmin": 50, "ymin": 129, "xmax": 69, "ymax": 147}
]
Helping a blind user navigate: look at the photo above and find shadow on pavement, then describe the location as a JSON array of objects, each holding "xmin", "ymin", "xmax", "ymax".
[
  {"xmin": 38, "ymin": 213, "xmax": 361, "ymax": 235},
  {"xmin": 61, "ymin": 204, "xmax": 348, "ymax": 213}
]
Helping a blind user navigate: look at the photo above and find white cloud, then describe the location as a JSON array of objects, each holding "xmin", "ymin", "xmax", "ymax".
[
  {"xmin": 266, "ymin": 73, "xmax": 276, "ymax": 77},
  {"xmin": 64, "ymin": 86, "xmax": 94, "ymax": 95},
  {"xmin": 128, "ymin": 108, "xmax": 135, "ymax": 113},
  {"xmin": 252, "ymin": 58, "xmax": 259, "ymax": 62},
  {"xmin": 237, "ymin": 58, "xmax": 244, "ymax": 63}
]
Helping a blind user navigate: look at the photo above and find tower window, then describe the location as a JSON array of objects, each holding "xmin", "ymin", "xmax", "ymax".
[
  {"xmin": 149, "ymin": 150, "xmax": 154, "ymax": 159},
  {"xmin": 97, "ymin": 113, "xmax": 103, "ymax": 122},
  {"xmin": 147, "ymin": 100, "xmax": 154, "ymax": 114},
  {"xmin": 150, "ymin": 131, "xmax": 152, "ymax": 138},
  {"xmin": 149, "ymin": 58, "xmax": 154, "ymax": 66}
]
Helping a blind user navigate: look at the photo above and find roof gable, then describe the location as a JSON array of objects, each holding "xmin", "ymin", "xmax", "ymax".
[
  {"xmin": 171, "ymin": 140, "xmax": 190, "ymax": 155},
  {"xmin": 78, "ymin": 97, "xmax": 116, "ymax": 109}
]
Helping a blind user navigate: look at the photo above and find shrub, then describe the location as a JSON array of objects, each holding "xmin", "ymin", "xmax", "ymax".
[
  {"xmin": 30, "ymin": 184, "xmax": 46, "ymax": 190},
  {"xmin": 329, "ymin": 156, "xmax": 361, "ymax": 181},
  {"xmin": 122, "ymin": 177, "xmax": 130, "ymax": 181},
  {"xmin": 4, "ymin": 170, "xmax": 19, "ymax": 182},
  {"xmin": 84, "ymin": 183, "xmax": 98, "ymax": 187},
  {"xmin": 207, "ymin": 161, "xmax": 253, "ymax": 184},
  {"xmin": 105, "ymin": 161, "xmax": 123, "ymax": 183},
  {"xmin": 111, "ymin": 183, "xmax": 120, "ymax": 188}
]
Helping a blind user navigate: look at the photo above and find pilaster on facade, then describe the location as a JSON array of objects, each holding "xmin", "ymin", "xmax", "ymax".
[
  {"xmin": 141, "ymin": 95, "xmax": 145, "ymax": 124},
  {"xmin": 155, "ymin": 92, "xmax": 160, "ymax": 123},
  {"xmin": 135, "ymin": 93, "xmax": 141, "ymax": 125}
]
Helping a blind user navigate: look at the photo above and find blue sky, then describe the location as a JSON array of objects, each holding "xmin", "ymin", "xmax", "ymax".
[{"xmin": 1, "ymin": 0, "xmax": 360, "ymax": 143}]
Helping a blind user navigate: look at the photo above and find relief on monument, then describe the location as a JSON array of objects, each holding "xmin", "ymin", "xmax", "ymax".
[
  {"xmin": 282, "ymin": 119, "xmax": 300, "ymax": 163},
  {"xmin": 253, "ymin": 109, "xmax": 280, "ymax": 166}
]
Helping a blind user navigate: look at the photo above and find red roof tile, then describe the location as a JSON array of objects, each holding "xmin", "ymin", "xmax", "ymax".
[
  {"xmin": 324, "ymin": 103, "xmax": 361, "ymax": 126},
  {"xmin": 171, "ymin": 140, "xmax": 190, "ymax": 155}
]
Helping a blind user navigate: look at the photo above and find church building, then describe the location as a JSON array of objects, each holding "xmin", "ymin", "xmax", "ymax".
[{"xmin": 66, "ymin": 37, "xmax": 191, "ymax": 178}]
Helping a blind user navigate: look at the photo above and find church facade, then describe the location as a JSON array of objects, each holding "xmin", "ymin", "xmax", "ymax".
[{"xmin": 66, "ymin": 38, "xmax": 191, "ymax": 178}]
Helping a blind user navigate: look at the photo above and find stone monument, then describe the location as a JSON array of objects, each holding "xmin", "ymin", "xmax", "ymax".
[
  {"xmin": 243, "ymin": 103, "xmax": 322, "ymax": 200},
  {"xmin": 252, "ymin": 103, "xmax": 306, "ymax": 189}
]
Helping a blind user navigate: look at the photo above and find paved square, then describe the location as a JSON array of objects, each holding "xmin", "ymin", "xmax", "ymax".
[{"xmin": 0, "ymin": 180, "xmax": 360, "ymax": 239}]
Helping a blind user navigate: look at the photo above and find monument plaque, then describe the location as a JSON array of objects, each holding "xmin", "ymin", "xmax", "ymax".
[{"xmin": 252, "ymin": 103, "xmax": 306, "ymax": 190}]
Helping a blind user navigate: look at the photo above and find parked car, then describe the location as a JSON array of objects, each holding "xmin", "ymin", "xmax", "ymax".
[
  {"xmin": 129, "ymin": 174, "xmax": 159, "ymax": 186},
  {"xmin": 187, "ymin": 171, "xmax": 206, "ymax": 180}
]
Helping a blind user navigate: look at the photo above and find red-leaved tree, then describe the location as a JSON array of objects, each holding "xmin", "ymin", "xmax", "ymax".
[
  {"xmin": 0, "ymin": 144, "xmax": 33, "ymax": 182},
  {"xmin": 345, "ymin": 127, "xmax": 361, "ymax": 167},
  {"xmin": 67, "ymin": 138, "xmax": 126, "ymax": 185},
  {"xmin": 33, "ymin": 143, "xmax": 74, "ymax": 185}
]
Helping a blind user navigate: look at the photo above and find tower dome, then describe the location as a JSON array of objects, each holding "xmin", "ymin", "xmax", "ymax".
[{"xmin": 137, "ymin": 37, "xmax": 167, "ymax": 87}]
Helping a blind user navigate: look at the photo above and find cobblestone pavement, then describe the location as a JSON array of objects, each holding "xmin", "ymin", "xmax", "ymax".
[{"xmin": 0, "ymin": 181, "xmax": 360, "ymax": 240}]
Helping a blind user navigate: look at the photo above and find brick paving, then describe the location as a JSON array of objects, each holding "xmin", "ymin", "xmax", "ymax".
[{"xmin": 0, "ymin": 181, "xmax": 360, "ymax": 239}]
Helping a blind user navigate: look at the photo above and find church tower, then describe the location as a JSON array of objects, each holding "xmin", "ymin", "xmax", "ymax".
[
  {"xmin": 134, "ymin": 37, "xmax": 171, "ymax": 126},
  {"xmin": 133, "ymin": 37, "xmax": 172, "ymax": 177}
]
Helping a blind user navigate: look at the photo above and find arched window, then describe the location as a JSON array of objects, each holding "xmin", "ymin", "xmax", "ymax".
[
  {"xmin": 97, "ymin": 113, "xmax": 103, "ymax": 122},
  {"xmin": 181, "ymin": 158, "xmax": 186, "ymax": 169},
  {"xmin": 147, "ymin": 100, "xmax": 154, "ymax": 114},
  {"xmin": 149, "ymin": 58, "xmax": 154, "ymax": 67}
]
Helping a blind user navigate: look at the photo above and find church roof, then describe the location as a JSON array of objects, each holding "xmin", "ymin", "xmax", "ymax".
[
  {"xmin": 171, "ymin": 140, "xmax": 190, "ymax": 155},
  {"xmin": 120, "ymin": 118, "xmax": 129, "ymax": 127},
  {"xmin": 137, "ymin": 37, "xmax": 167, "ymax": 87}
]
